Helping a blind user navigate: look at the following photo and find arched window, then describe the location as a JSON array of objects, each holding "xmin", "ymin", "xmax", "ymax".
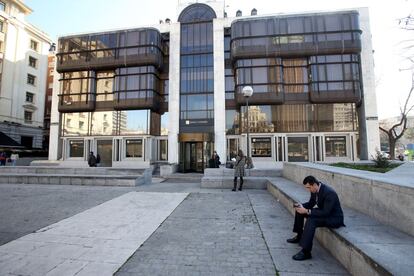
[{"xmin": 178, "ymin": 3, "xmax": 216, "ymax": 23}]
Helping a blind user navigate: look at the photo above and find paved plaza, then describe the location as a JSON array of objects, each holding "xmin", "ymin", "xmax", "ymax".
[{"xmin": 0, "ymin": 181, "xmax": 347, "ymax": 276}]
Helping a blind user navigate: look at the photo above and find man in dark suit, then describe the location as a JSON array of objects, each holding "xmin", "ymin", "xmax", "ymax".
[{"xmin": 287, "ymin": 175, "xmax": 345, "ymax": 261}]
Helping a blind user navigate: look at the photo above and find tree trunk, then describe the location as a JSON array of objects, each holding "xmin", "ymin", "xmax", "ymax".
[{"xmin": 389, "ymin": 139, "xmax": 396, "ymax": 160}]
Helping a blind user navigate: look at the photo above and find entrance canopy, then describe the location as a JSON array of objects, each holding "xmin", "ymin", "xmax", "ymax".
[{"xmin": 178, "ymin": 133, "xmax": 214, "ymax": 142}]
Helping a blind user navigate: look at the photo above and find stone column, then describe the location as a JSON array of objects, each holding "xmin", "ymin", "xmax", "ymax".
[
  {"xmin": 168, "ymin": 23, "xmax": 181, "ymax": 164},
  {"xmin": 359, "ymin": 7, "xmax": 380, "ymax": 159},
  {"xmin": 213, "ymin": 19, "xmax": 226, "ymax": 161}
]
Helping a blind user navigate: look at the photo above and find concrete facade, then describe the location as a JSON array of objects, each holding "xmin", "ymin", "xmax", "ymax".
[{"xmin": 0, "ymin": 0, "xmax": 53, "ymax": 149}]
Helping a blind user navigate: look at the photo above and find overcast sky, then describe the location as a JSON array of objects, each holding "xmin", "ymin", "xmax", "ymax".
[{"xmin": 25, "ymin": 0, "xmax": 414, "ymax": 119}]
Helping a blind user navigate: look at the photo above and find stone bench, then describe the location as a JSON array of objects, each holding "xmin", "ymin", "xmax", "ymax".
[
  {"xmin": 0, "ymin": 173, "xmax": 150, "ymax": 187},
  {"xmin": 267, "ymin": 177, "xmax": 414, "ymax": 276},
  {"xmin": 201, "ymin": 168, "xmax": 282, "ymax": 189},
  {"xmin": 201, "ymin": 176, "xmax": 268, "ymax": 189}
]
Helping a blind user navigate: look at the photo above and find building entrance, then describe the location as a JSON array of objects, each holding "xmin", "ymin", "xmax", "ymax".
[
  {"xmin": 180, "ymin": 142, "xmax": 204, "ymax": 173},
  {"xmin": 96, "ymin": 140, "xmax": 112, "ymax": 167}
]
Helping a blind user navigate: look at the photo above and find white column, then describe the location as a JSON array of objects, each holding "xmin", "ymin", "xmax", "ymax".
[
  {"xmin": 48, "ymin": 61, "xmax": 61, "ymax": 161},
  {"xmin": 213, "ymin": 19, "xmax": 226, "ymax": 160},
  {"xmin": 168, "ymin": 23, "xmax": 181, "ymax": 164},
  {"xmin": 359, "ymin": 7, "xmax": 381, "ymax": 158}
]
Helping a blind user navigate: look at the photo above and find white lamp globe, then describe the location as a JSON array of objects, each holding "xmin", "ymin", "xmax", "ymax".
[{"xmin": 242, "ymin": 86, "xmax": 254, "ymax": 97}]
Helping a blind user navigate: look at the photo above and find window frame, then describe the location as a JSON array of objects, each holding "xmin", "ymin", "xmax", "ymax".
[
  {"xmin": 29, "ymin": 56, "xmax": 37, "ymax": 68},
  {"xmin": 24, "ymin": 110, "xmax": 33, "ymax": 123},
  {"xmin": 25, "ymin": 92, "xmax": 34, "ymax": 103},
  {"xmin": 27, "ymin": 74, "xmax": 36, "ymax": 86},
  {"xmin": 30, "ymin": 39, "xmax": 39, "ymax": 52},
  {"xmin": 124, "ymin": 138, "xmax": 144, "ymax": 159}
]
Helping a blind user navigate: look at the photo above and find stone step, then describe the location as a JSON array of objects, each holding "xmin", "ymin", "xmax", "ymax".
[
  {"xmin": 267, "ymin": 177, "xmax": 414, "ymax": 276},
  {"xmin": 204, "ymin": 168, "xmax": 282, "ymax": 177},
  {"xmin": 0, "ymin": 173, "xmax": 151, "ymax": 187},
  {"xmin": 201, "ymin": 176, "xmax": 267, "ymax": 189},
  {"xmin": 0, "ymin": 167, "xmax": 147, "ymax": 176}
]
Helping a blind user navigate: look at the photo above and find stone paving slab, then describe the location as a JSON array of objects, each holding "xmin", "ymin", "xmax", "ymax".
[
  {"xmin": 0, "ymin": 192, "xmax": 188, "ymax": 276},
  {"xmin": 116, "ymin": 192, "xmax": 277, "ymax": 276},
  {"xmin": 0, "ymin": 184, "xmax": 136, "ymax": 246},
  {"xmin": 247, "ymin": 191, "xmax": 349, "ymax": 276}
]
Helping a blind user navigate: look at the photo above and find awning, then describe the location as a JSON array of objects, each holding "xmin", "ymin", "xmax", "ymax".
[{"xmin": 0, "ymin": 132, "xmax": 24, "ymax": 148}]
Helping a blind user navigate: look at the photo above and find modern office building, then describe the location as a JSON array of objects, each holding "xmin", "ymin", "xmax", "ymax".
[{"xmin": 49, "ymin": 1, "xmax": 380, "ymax": 171}]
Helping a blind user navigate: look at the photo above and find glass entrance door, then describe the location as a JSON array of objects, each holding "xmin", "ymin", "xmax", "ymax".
[
  {"xmin": 96, "ymin": 140, "xmax": 113, "ymax": 167},
  {"xmin": 181, "ymin": 142, "xmax": 204, "ymax": 173}
]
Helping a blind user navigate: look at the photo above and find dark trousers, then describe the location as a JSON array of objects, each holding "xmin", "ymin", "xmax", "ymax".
[
  {"xmin": 233, "ymin": 176, "xmax": 243, "ymax": 188},
  {"xmin": 293, "ymin": 212, "xmax": 343, "ymax": 252}
]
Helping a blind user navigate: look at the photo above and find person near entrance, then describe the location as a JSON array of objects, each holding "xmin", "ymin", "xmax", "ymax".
[
  {"xmin": 232, "ymin": 149, "xmax": 246, "ymax": 191},
  {"xmin": 287, "ymin": 175, "xmax": 345, "ymax": 261},
  {"xmin": 88, "ymin": 152, "xmax": 97, "ymax": 167},
  {"xmin": 209, "ymin": 151, "xmax": 221, "ymax": 168}
]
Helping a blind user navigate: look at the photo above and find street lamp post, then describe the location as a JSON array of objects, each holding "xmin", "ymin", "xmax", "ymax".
[{"xmin": 242, "ymin": 86, "xmax": 253, "ymax": 161}]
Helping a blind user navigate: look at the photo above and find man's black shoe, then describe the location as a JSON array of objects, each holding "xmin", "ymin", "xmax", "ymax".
[
  {"xmin": 286, "ymin": 235, "xmax": 301, "ymax": 243},
  {"xmin": 292, "ymin": 250, "xmax": 312, "ymax": 261}
]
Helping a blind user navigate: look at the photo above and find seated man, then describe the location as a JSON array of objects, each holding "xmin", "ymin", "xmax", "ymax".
[{"xmin": 287, "ymin": 175, "xmax": 345, "ymax": 261}]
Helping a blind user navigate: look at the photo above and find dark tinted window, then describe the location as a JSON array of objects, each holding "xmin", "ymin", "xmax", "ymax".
[{"xmin": 178, "ymin": 3, "xmax": 216, "ymax": 23}]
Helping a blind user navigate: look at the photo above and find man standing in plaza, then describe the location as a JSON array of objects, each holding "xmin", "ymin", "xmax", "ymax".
[{"xmin": 287, "ymin": 175, "xmax": 345, "ymax": 261}]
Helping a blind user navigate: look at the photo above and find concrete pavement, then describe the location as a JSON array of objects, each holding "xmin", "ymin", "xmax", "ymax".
[
  {"xmin": 0, "ymin": 191, "xmax": 188, "ymax": 276},
  {"xmin": 0, "ymin": 182, "xmax": 348, "ymax": 275}
]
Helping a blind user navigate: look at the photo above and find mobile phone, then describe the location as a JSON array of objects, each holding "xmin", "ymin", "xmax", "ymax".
[{"xmin": 293, "ymin": 203, "xmax": 301, "ymax": 208}]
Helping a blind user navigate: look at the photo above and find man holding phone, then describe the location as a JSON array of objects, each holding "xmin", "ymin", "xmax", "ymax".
[{"xmin": 287, "ymin": 175, "xmax": 345, "ymax": 261}]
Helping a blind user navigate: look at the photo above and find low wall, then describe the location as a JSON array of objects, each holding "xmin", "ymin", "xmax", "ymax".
[
  {"xmin": 283, "ymin": 163, "xmax": 414, "ymax": 236},
  {"xmin": 160, "ymin": 164, "xmax": 178, "ymax": 177}
]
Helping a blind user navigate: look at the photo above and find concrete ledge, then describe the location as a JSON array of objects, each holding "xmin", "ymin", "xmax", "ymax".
[
  {"xmin": 201, "ymin": 168, "xmax": 282, "ymax": 189},
  {"xmin": 160, "ymin": 164, "xmax": 178, "ymax": 177},
  {"xmin": 267, "ymin": 177, "xmax": 414, "ymax": 276},
  {"xmin": 0, "ymin": 172, "xmax": 151, "ymax": 187},
  {"xmin": 201, "ymin": 176, "xmax": 267, "ymax": 189},
  {"xmin": 204, "ymin": 168, "xmax": 282, "ymax": 177},
  {"xmin": 282, "ymin": 162, "xmax": 414, "ymax": 236}
]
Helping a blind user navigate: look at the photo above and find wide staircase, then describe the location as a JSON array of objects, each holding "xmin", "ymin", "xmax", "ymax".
[{"xmin": 0, "ymin": 167, "xmax": 152, "ymax": 187}]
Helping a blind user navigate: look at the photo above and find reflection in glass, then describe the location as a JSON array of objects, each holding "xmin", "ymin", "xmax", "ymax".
[
  {"xmin": 288, "ymin": 137, "xmax": 309, "ymax": 161},
  {"xmin": 62, "ymin": 113, "xmax": 89, "ymax": 136},
  {"xmin": 125, "ymin": 139, "xmax": 143, "ymax": 157},
  {"xmin": 240, "ymin": 106, "xmax": 275, "ymax": 133},
  {"xmin": 69, "ymin": 140, "xmax": 84, "ymax": 158},
  {"xmin": 119, "ymin": 110, "xmax": 149, "ymax": 135},
  {"xmin": 283, "ymin": 59, "xmax": 308, "ymax": 93},
  {"xmin": 159, "ymin": 140, "xmax": 168, "ymax": 161},
  {"xmin": 91, "ymin": 111, "xmax": 117, "ymax": 136},
  {"xmin": 325, "ymin": 136, "xmax": 347, "ymax": 157},
  {"xmin": 226, "ymin": 110, "xmax": 240, "ymax": 135},
  {"xmin": 96, "ymin": 71, "xmax": 114, "ymax": 102},
  {"xmin": 161, "ymin": 112, "xmax": 169, "ymax": 135},
  {"xmin": 251, "ymin": 137, "xmax": 272, "ymax": 157},
  {"xmin": 238, "ymin": 104, "xmax": 357, "ymax": 133}
]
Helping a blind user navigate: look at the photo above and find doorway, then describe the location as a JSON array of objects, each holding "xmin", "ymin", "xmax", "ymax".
[
  {"xmin": 180, "ymin": 142, "xmax": 204, "ymax": 173},
  {"xmin": 96, "ymin": 140, "xmax": 112, "ymax": 167}
]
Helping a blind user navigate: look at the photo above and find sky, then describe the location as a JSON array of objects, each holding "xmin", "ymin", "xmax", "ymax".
[{"xmin": 24, "ymin": 0, "xmax": 414, "ymax": 119}]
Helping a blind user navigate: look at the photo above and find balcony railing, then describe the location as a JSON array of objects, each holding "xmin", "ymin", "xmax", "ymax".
[
  {"xmin": 58, "ymin": 93, "xmax": 95, "ymax": 112},
  {"xmin": 56, "ymin": 45, "xmax": 163, "ymax": 72}
]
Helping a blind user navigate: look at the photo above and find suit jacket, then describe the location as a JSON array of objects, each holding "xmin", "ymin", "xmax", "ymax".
[{"xmin": 303, "ymin": 183, "xmax": 345, "ymax": 226}]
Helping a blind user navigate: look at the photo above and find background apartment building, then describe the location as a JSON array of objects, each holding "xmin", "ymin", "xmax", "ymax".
[{"xmin": 0, "ymin": 0, "xmax": 53, "ymax": 149}]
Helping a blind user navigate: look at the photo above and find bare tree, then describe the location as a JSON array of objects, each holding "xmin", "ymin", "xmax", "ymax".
[
  {"xmin": 399, "ymin": 13, "xmax": 414, "ymax": 69},
  {"xmin": 379, "ymin": 73, "xmax": 414, "ymax": 159}
]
